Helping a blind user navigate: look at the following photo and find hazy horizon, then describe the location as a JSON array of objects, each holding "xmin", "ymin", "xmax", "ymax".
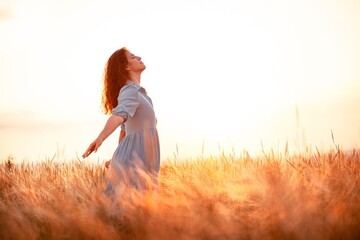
[{"xmin": 1, "ymin": 0, "xmax": 360, "ymax": 162}]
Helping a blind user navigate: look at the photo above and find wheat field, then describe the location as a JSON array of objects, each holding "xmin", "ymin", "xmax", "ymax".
[{"xmin": 1, "ymin": 148, "xmax": 360, "ymax": 240}]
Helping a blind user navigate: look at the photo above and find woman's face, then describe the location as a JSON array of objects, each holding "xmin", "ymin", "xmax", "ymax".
[{"xmin": 125, "ymin": 51, "xmax": 146, "ymax": 72}]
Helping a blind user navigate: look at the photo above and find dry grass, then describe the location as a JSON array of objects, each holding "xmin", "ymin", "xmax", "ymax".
[{"xmin": 1, "ymin": 148, "xmax": 360, "ymax": 240}]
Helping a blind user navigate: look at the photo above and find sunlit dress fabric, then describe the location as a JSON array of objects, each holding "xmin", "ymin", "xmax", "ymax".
[{"xmin": 104, "ymin": 81, "xmax": 160, "ymax": 194}]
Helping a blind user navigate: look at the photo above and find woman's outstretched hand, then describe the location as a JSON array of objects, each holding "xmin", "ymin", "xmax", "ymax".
[
  {"xmin": 82, "ymin": 115, "xmax": 124, "ymax": 158},
  {"xmin": 82, "ymin": 138, "xmax": 102, "ymax": 158}
]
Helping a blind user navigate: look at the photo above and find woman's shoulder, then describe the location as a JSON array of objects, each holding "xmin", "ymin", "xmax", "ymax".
[
  {"xmin": 120, "ymin": 82, "xmax": 138, "ymax": 93},
  {"xmin": 118, "ymin": 82, "xmax": 140, "ymax": 99}
]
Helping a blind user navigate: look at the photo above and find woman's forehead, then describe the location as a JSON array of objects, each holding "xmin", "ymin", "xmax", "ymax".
[{"xmin": 125, "ymin": 50, "xmax": 135, "ymax": 58}]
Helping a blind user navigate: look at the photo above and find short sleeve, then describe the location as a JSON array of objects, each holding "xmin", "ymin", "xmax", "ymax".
[{"xmin": 112, "ymin": 85, "xmax": 139, "ymax": 121}]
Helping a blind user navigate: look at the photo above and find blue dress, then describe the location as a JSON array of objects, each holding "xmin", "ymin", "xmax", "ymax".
[{"xmin": 105, "ymin": 80, "xmax": 160, "ymax": 192}]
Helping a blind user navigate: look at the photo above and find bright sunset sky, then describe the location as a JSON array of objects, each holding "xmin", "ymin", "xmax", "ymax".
[{"xmin": 1, "ymin": 0, "xmax": 360, "ymax": 162}]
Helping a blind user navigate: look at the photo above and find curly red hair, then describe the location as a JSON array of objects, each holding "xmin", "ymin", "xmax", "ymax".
[{"xmin": 102, "ymin": 47, "xmax": 129, "ymax": 114}]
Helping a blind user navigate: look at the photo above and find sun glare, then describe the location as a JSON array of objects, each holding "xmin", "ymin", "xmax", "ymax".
[{"xmin": 0, "ymin": 0, "xmax": 359, "ymax": 161}]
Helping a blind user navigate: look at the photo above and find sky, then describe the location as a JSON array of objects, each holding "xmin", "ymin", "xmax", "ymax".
[{"xmin": 0, "ymin": 0, "xmax": 360, "ymax": 163}]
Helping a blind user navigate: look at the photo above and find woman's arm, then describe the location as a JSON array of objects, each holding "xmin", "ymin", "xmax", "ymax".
[
  {"xmin": 119, "ymin": 129, "xmax": 126, "ymax": 144},
  {"xmin": 82, "ymin": 115, "xmax": 124, "ymax": 158},
  {"xmin": 105, "ymin": 129, "xmax": 126, "ymax": 168}
]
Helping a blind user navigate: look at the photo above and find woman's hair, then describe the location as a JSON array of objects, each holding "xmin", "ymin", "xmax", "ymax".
[{"xmin": 102, "ymin": 47, "xmax": 129, "ymax": 114}]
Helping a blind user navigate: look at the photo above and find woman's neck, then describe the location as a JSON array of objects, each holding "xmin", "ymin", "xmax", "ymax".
[{"xmin": 128, "ymin": 72, "xmax": 141, "ymax": 85}]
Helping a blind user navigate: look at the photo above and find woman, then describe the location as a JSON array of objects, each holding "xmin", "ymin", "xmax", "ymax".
[{"xmin": 82, "ymin": 47, "xmax": 160, "ymax": 191}]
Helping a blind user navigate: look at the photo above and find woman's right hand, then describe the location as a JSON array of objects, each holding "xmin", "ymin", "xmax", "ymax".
[
  {"xmin": 82, "ymin": 138, "xmax": 103, "ymax": 158},
  {"xmin": 105, "ymin": 160, "xmax": 111, "ymax": 169}
]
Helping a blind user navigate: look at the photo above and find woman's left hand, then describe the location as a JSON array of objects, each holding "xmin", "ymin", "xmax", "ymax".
[{"xmin": 82, "ymin": 137, "xmax": 103, "ymax": 158}]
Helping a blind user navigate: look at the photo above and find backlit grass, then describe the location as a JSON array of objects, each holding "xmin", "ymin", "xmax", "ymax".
[{"xmin": 1, "ymin": 148, "xmax": 360, "ymax": 239}]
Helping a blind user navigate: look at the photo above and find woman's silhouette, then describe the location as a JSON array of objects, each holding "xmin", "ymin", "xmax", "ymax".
[{"xmin": 82, "ymin": 47, "xmax": 160, "ymax": 192}]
